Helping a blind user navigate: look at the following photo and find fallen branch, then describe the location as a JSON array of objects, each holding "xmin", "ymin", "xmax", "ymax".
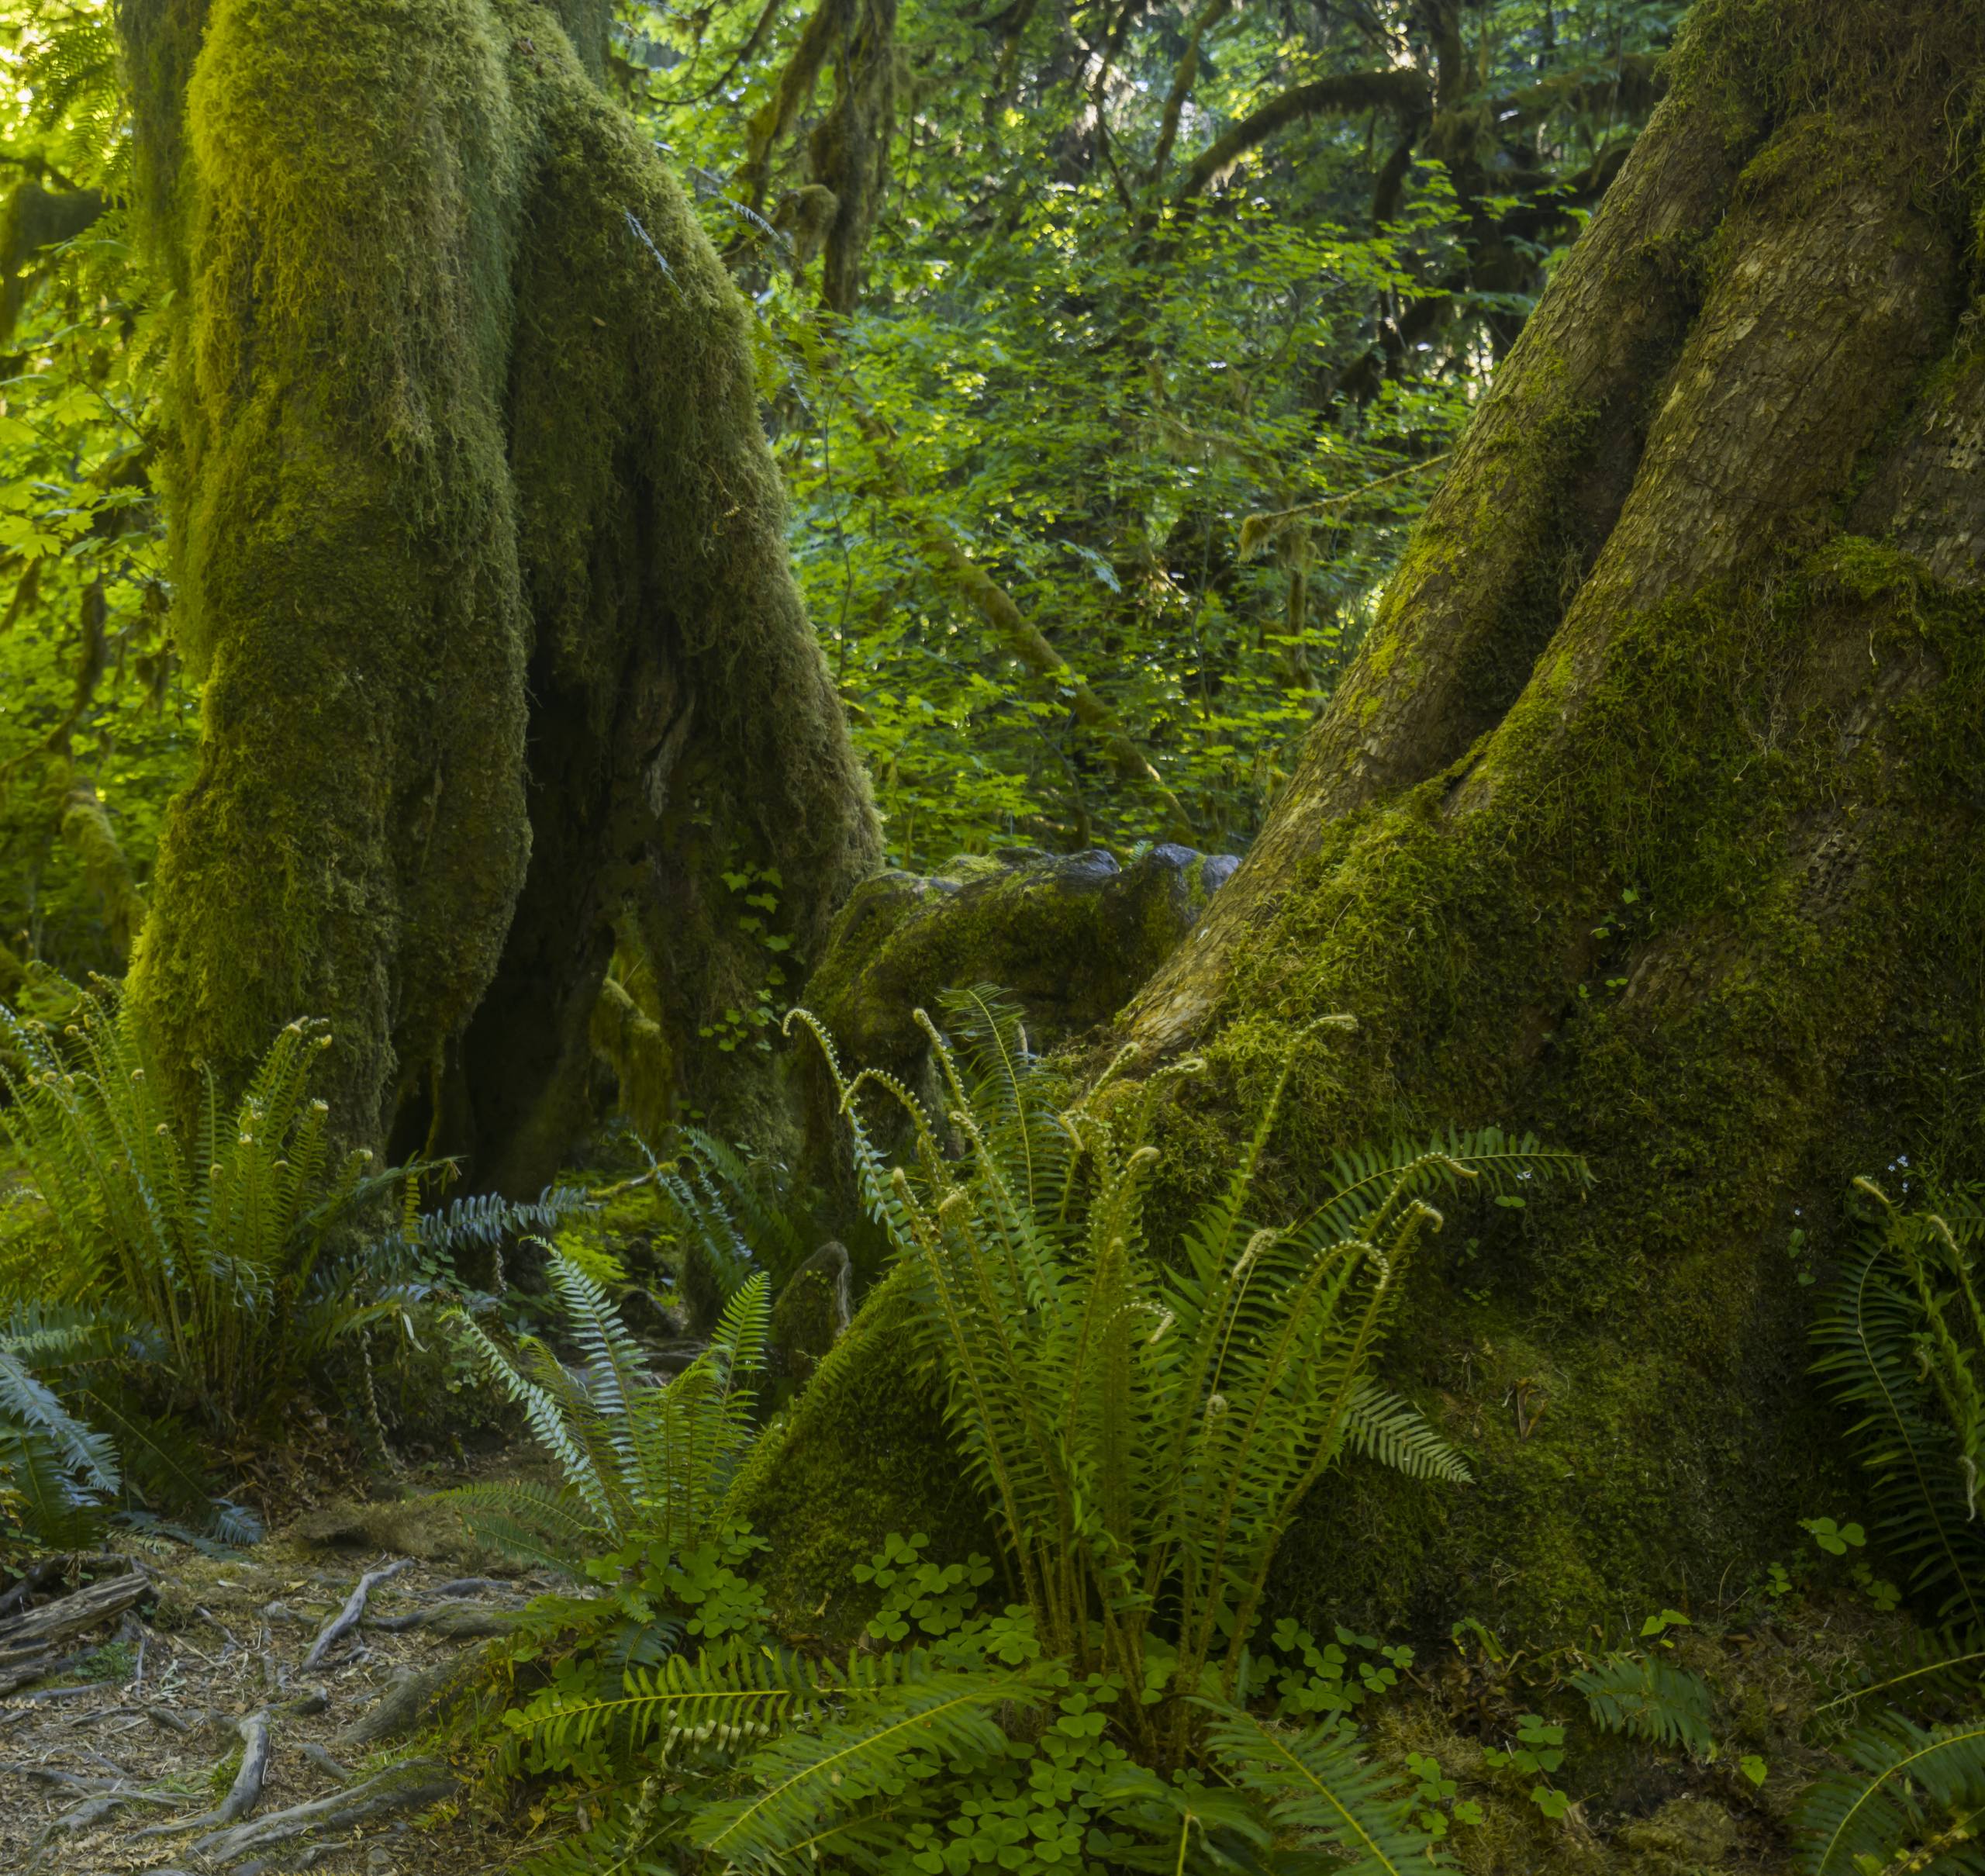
[
  {"xmin": 23, "ymin": 1766, "xmax": 188, "ymax": 1804},
  {"xmin": 0, "ymin": 1565, "xmax": 151, "ymax": 1693},
  {"xmin": 0, "ymin": 1553, "xmax": 124, "ymax": 1619},
  {"xmin": 302, "ymin": 1558, "xmax": 410, "ymax": 1669},
  {"xmin": 188, "ymin": 1760, "xmax": 454, "ymax": 1866}
]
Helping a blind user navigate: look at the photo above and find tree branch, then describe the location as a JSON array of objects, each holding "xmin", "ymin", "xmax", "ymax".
[
  {"xmin": 734, "ymin": 0, "xmax": 854, "ymax": 212},
  {"xmin": 1173, "ymin": 67, "xmax": 1431, "ymax": 199},
  {"xmin": 1146, "ymin": 0, "xmax": 1231, "ymax": 187}
]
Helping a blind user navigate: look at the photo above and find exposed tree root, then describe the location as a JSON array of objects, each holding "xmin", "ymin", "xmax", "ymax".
[
  {"xmin": 128, "ymin": 1708, "xmax": 272, "ymax": 1840},
  {"xmin": 186, "ymin": 1760, "xmax": 455, "ymax": 1867}
]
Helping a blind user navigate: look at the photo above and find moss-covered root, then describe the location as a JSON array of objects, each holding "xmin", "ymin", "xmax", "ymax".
[
  {"xmin": 58, "ymin": 783, "xmax": 145, "ymax": 963},
  {"xmin": 1144, "ymin": 0, "xmax": 1985, "ymax": 1637},
  {"xmin": 119, "ymin": 0, "xmax": 879, "ymax": 1163}
]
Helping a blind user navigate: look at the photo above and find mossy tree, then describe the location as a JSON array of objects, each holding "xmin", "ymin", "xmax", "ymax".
[
  {"xmin": 114, "ymin": 0, "xmax": 879, "ymax": 1180},
  {"xmin": 758, "ymin": 0, "xmax": 1985, "ymax": 1636}
]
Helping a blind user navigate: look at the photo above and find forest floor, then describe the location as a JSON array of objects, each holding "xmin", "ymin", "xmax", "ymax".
[
  {"xmin": 0, "ymin": 1494, "xmax": 1901, "ymax": 1876},
  {"xmin": 0, "ymin": 1486, "xmax": 536, "ymax": 1876}
]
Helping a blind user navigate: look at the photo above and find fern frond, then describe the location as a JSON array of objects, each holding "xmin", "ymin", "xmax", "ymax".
[
  {"xmin": 0, "ymin": 1422, "xmax": 106, "ymax": 1546},
  {"xmin": 431, "ymin": 1477, "xmax": 599, "ymax": 1571},
  {"xmin": 1813, "ymin": 1196, "xmax": 1985, "ymax": 1624},
  {"xmin": 1795, "ymin": 1714, "xmax": 1985, "ymax": 1875},
  {"xmin": 1816, "ymin": 1626, "xmax": 1985, "ymax": 1718},
  {"xmin": 690, "ymin": 1661, "xmax": 1033, "ymax": 1867},
  {"xmin": 1341, "ymin": 1384, "xmax": 1472, "ymax": 1484},
  {"xmin": 1571, "ymin": 1657, "xmax": 1715, "ymax": 1755},
  {"xmin": 1205, "ymin": 1706, "xmax": 1435, "ymax": 1876},
  {"xmin": 0, "ymin": 1347, "xmax": 119, "ymax": 1498},
  {"xmin": 513, "ymin": 1636, "xmax": 844, "ymax": 1759}
]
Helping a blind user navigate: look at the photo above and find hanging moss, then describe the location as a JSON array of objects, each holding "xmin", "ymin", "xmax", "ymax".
[{"xmin": 57, "ymin": 784, "xmax": 146, "ymax": 963}]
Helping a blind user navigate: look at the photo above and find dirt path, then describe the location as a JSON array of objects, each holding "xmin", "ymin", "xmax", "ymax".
[{"xmin": 0, "ymin": 1530, "xmax": 541, "ymax": 1874}]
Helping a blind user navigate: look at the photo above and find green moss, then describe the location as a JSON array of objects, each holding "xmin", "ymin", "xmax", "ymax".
[
  {"xmin": 1155, "ymin": 534, "xmax": 1985, "ymax": 1638},
  {"xmin": 125, "ymin": 0, "xmax": 533, "ymax": 1142},
  {"xmin": 731, "ymin": 1263, "xmax": 993, "ymax": 1638}
]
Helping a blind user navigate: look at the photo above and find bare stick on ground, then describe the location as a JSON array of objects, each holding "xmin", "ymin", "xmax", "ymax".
[{"xmin": 302, "ymin": 1558, "xmax": 410, "ymax": 1670}]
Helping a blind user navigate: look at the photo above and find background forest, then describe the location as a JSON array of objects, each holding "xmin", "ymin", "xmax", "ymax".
[
  {"xmin": 0, "ymin": 0, "xmax": 1676, "ymax": 952},
  {"xmin": 2, "ymin": 3, "xmax": 1983, "ymax": 1876}
]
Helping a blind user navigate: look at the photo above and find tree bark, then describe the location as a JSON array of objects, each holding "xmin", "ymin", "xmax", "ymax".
[
  {"xmin": 116, "ymin": 0, "xmax": 879, "ymax": 1170},
  {"xmin": 757, "ymin": 0, "xmax": 1985, "ymax": 1635}
]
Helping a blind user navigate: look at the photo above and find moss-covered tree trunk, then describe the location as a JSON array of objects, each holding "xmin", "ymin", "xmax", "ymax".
[
  {"xmin": 116, "ymin": 0, "xmax": 878, "ymax": 1175},
  {"xmin": 755, "ymin": 0, "xmax": 1985, "ymax": 1636},
  {"xmin": 1124, "ymin": 0, "xmax": 1985, "ymax": 1632}
]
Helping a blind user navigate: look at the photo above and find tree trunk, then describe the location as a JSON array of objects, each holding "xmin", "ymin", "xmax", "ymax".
[
  {"xmin": 754, "ymin": 0, "xmax": 1985, "ymax": 1636},
  {"xmin": 116, "ymin": 0, "xmax": 879, "ymax": 1171}
]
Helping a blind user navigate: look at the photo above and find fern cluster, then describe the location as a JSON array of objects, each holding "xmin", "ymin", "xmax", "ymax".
[
  {"xmin": 647, "ymin": 1126, "xmax": 806, "ymax": 1328},
  {"xmin": 0, "ymin": 989, "xmax": 590, "ymax": 1546},
  {"xmin": 791, "ymin": 986, "xmax": 1583, "ymax": 1767},
  {"xmin": 1796, "ymin": 1176, "xmax": 1985, "ymax": 1874},
  {"xmin": 1812, "ymin": 1179, "xmax": 1985, "ymax": 1627},
  {"xmin": 484, "ymin": 989, "xmax": 1584, "ymax": 1874},
  {"xmin": 0, "ymin": 988, "xmax": 389, "ymax": 1434},
  {"xmin": 436, "ymin": 1250, "xmax": 768, "ymax": 1573}
]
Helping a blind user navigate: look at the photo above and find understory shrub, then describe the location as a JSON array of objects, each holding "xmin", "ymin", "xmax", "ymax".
[
  {"xmin": 0, "ymin": 986, "xmax": 588, "ymax": 1549},
  {"xmin": 0, "ymin": 988, "xmax": 385, "ymax": 1432}
]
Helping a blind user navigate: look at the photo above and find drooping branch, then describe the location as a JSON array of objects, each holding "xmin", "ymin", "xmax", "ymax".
[
  {"xmin": 1170, "ymin": 50, "xmax": 1664, "ymax": 206},
  {"xmin": 1, "ymin": 182, "xmax": 105, "ymax": 344},
  {"xmin": 1146, "ymin": 0, "xmax": 1232, "ymax": 188},
  {"xmin": 809, "ymin": 0, "xmax": 896, "ymax": 310},
  {"xmin": 735, "ymin": 0, "xmax": 855, "ymax": 212},
  {"xmin": 1173, "ymin": 68, "xmax": 1431, "ymax": 199},
  {"xmin": 660, "ymin": 0, "xmax": 789, "ymax": 108}
]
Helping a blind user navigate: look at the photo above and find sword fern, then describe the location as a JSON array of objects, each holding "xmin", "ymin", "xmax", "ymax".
[{"xmin": 785, "ymin": 986, "xmax": 1586, "ymax": 1769}]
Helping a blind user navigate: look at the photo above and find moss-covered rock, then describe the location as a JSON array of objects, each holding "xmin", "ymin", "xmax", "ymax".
[
  {"xmin": 730, "ymin": 1263, "xmax": 991, "ymax": 1638},
  {"xmin": 767, "ymin": 1239, "xmax": 851, "ymax": 1404}
]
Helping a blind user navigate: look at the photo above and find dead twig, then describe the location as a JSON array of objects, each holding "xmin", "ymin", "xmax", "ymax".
[{"xmin": 302, "ymin": 1558, "xmax": 410, "ymax": 1670}]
